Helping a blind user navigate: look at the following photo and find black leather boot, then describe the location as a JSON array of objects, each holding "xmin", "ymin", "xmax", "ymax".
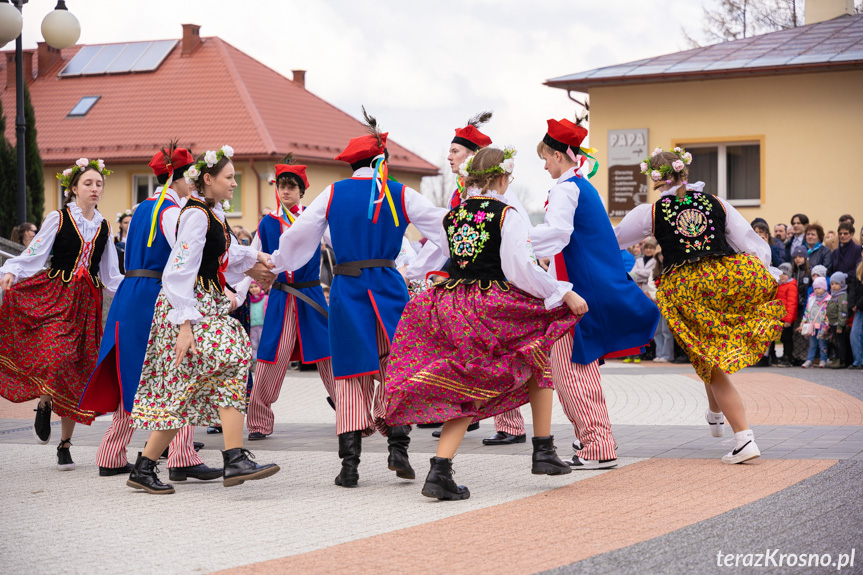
[
  {"xmin": 222, "ymin": 448, "xmax": 280, "ymax": 487},
  {"xmin": 531, "ymin": 435, "xmax": 572, "ymax": 475},
  {"xmin": 421, "ymin": 456, "xmax": 470, "ymax": 500},
  {"xmin": 126, "ymin": 452, "xmax": 175, "ymax": 494},
  {"xmin": 334, "ymin": 431, "xmax": 361, "ymax": 488},
  {"xmin": 387, "ymin": 425, "xmax": 415, "ymax": 480}
]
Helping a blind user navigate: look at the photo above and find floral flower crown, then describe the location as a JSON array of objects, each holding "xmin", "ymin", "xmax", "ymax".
[
  {"xmin": 56, "ymin": 158, "xmax": 112, "ymax": 196},
  {"xmin": 116, "ymin": 208, "xmax": 132, "ymax": 222},
  {"xmin": 458, "ymin": 145, "xmax": 517, "ymax": 178},
  {"xmin": 184, "ymin": 145, "xmax": 234, "ymax": 184},
  {"xmin": 640, "ymin": 147, "xmax": 692, "ymax": 183}
]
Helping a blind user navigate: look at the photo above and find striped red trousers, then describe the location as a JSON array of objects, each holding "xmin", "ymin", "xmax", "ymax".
[
  {"xmin": 334, "ymin": 323, "xmax": 396, "ymax": 437},
  {"xmin": 96, "ymin": 406, "xmax": 203, "ymax": 468},
  {"xmin": 494, "ymin": 331, "xmax": 617, "ymax": 460},
  {"xmin": 247, "ymin": 299, "xmax": 336, "ymax": 435}
]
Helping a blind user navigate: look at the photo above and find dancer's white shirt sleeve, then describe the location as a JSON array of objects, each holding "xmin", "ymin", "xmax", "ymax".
[
  {"xmin": 500, "ymin": 210, "xmax": 572, "ymax": 310},
  {"xmin": 0, "ymin": 210, "xmax": 61, "ymax": 282},
  {"xmin": 224, "ymin": 234, "xmax": 258, "ymax": 287},
  {"xmin": 98, "ymin": 229, "xmax": 124, "ymax": 294},
  {"xmin": 528, "ymin": 171, "xmax": 580, "ymax": 258},
  {"xmin": 404, "ymin": 187, "xmax": 448, "ymax": 246},
  {"xmin": 717, "ymin": 197, "xmax": 771, "ymax": 268},
  {"xmin": 614, "ymin": 204, "xmax": 653, "ymax": 249},
  {"xmin": 160, "ymin": 204, "xmax": 181, "ymax": 247},
  {"xmin": 163, "ymin": 207, "xmax": 208, "ymax": 325},
  {"xmin": 270, "ymin": 187, "xmax": 331, "ymax": 275}
]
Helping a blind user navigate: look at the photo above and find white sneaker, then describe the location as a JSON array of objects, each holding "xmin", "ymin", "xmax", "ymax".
[
  {"xmin": 705, "ymin": 410, "xmax": 725, "ymax": 437},
  {"xmin": 818, "ymin": 360, "xmax": 827, "ymax": 368},
  {"xmin": 653, "ymin": 357, "xmax": 669, "ymax": 363},
  {"xmin": 564, "ymin": 456, "xmax": 618, "ymax": 469},
  {"xmin": 801, "ymin": 360, "xmax": 813, "ymax": 368},
  {"xmin": 722, "ymin": 439, "xmax": 760, "ymax": 464}
]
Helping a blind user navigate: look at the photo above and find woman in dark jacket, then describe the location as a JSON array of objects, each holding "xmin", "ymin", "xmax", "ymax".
[{"xmin": 804, "ymin": 223, "xmax": 833, "ymax": 275}]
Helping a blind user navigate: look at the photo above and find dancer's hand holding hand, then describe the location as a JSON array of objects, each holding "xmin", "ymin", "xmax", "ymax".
[
  {"xmin": 0, "ymin": 273, "xmax": 13, "ymax": 292},
  {"xmin": 257, "ymin": 252, "xmax": 275, "ymax": 270},
  {"xmin": 538, "ymin": 257, "xmax": 551, "ymax": 271},
  {"xmin": 245, "ymin": 262, "xmax": 276, "ymax": 291},
  {"xmin": 174, "ymin": 320, "xmax": 198, "ymax": 368},
  {"xmin": 563, "ymin": 291, "xmax": 588, "ymax": 316}
]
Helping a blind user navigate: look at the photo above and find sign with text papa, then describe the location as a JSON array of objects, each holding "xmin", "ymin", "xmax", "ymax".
[{"xmin": 608, "ymin": 129, "xmax": 649, "ymax": 218}]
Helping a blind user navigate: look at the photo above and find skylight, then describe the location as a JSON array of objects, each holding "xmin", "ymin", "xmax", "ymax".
[{"xmin": 68, "ymin": 96, "xmax": 100, "ymax": 117}]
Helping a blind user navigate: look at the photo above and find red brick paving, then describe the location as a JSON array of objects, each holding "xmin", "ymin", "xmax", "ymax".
[{"xmin": 211, "ymin": 459, "xmax": 835, "ymax": 575}]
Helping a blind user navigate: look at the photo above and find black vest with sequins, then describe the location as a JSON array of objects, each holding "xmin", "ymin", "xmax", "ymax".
[
  {"xmin": 48, "ymin": 207, "xmax": 111, "ymax": 286},
  {"xmin": 443, "ymin": 196, "xmax": 511, "ymax": 286},
  {"xmin": 652, "ymin": 191, "xmax": 735, "ymax": 273},
  {"xmin": 178, "ymin": 198, "xmax": 229, "ymax": 292}
]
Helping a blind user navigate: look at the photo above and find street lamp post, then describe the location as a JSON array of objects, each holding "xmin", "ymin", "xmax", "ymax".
[{"xmin": 0, "ymin": 0, "xmax": 79, "ymax": 227}]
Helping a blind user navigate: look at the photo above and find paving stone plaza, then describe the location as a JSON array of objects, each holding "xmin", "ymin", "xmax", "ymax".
[{"xmin": 2, "ymin": 361, "xmax": 862, "ymax": 574}]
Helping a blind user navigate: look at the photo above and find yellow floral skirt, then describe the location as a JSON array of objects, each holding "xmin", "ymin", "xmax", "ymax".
[{"xmin": 656, "ymin": 254, "xmax": 784, "ymax": 384}]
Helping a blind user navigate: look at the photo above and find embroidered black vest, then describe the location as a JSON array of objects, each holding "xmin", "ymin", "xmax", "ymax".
[
  {"xmin": 178, "ymin": 198, "xmax": 229, "ymax": 292},
  {"xmin": 653, "ymin": 191, "xmax": 735, "ymax": 273},
  {"xmin": 442, "ymin": 196, "xmax": 511, "ymax": 290},
  {"xmin": 48, "ymin": 207, "xmax": 111, "ymax": 287}
]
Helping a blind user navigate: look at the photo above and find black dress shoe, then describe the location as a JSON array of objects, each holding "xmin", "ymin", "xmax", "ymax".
[
  {"xmin": 247, "ymin": 431, "xmax": 269, "ymax": 440},
  {"xmin": 222, "ymin": 448, "xmax": 280, "ymax": 487},
  {"xmin": 99, "ymin": 462, "xmax": 134, "ymax": 477},
  {"xmin": 387, "ymin": 426, "xmax": 415, "ymax": 480},
  {"xmin": 127, "ymin": 453, "xmax": 175, "ymax": 494},
  {"xmin": 417, "ymin": 423, "xmax": 443, "ymax": 429},
  {"xmin": 169, "ymin": 463, "xmax": 223, "ymax": 481},
  {"xmin": 421, "ymin": 456, "xmax": 470, "ymax": 500},
  {"xmin": 432, "ymin": 421, "xmax": 479, "ymax": 438},
  {"xmin": 33, "ymin": 401, "xmax": 52, "ymax": 444},
  {"xmin": 531, "ymin": 435, "xmax": 572, "ymax": 475},
  {"xmin": 326, "ymin": 396, "xmax": 336, "ymax": 411},
  {"xmin": 193, "ymin": 441, "xmax": 204, "ymax": 451},
  {"xmin": 206, "ymin": 426, "xmax": 223, "ymax": 434},
  {"xmin": 482, "ymin": 431, "xmax": 527, "ymax": 445},
  {"xmin": 335, "ymin": 431, "xmax": 361, "ymax": 487}
]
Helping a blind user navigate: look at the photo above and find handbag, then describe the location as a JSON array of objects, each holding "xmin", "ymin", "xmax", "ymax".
[{"xmin": 800, "ymin": 322, "xmax": 813, "ymax": 337}]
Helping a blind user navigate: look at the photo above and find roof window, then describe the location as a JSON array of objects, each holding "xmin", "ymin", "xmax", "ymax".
[{"xmin": 68, "ymin": 96, "xmax": 100, "ymax": 117}]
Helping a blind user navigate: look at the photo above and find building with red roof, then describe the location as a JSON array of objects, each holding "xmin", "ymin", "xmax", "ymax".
[{"xmin": 1, "ymin": 24, "xmax": 437, "ymax": 231}]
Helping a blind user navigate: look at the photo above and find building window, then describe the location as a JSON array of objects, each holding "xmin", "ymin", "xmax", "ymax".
[
  {"xmin": 133, "ymin": 174, "xmax": 157, "ymax": 205},
  {"xmin": 680, "ymin": 141, "xmax": 761, "ymax": 206},
  {"xmin": 68, "ymin": 96, "xmax": 100, "ymax": 117},
  {"xmin": 225, "ymin": 173, "xmax": 242, "ymax": 217}
]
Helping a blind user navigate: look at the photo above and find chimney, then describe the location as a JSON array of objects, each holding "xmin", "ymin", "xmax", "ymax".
[
  {"xmin": 37, "ymin": 42, "xmax": 62, "ymax": 77},
  {"xmin": 292, "ymin": 69, "xmax": 306, "ymax": 88},
  {"xmin": 805, "ymin": 0, "xmax": 854, "ymax": 24},
  {"xmin": 181, "ymin": 23, "xmax": 202, "ymax": 56},
  {"xmin": 6, "ymin": 51, "xmax": 34, "ymax": 87}
]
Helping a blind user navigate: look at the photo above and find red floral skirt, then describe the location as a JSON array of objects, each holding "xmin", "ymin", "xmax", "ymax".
[
  {"xmin": 0, "ymin": 270, "xmax": 102, "ymax": 424},
  {"xmin": 385, "ymin": 281, "xmax": 579, "ymax": 426}
]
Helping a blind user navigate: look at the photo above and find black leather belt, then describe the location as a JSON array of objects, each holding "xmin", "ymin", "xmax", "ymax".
[
  {"xmin": 124, "ymin": 269, "xmax": 162, "ymax": 280},
  {"xmin": 332, "ymin": 259, "xmax": 397, "ymax": 278},
  {"xmin": 272, "ymin": 280, "xmax": 328, "ymax": 319}
]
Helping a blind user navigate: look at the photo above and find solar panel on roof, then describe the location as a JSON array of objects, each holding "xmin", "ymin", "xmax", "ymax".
[
  {"xmin": 130, "ymin": 40, "xmax": 176, "ymax": 72},
  {"xmin": 81, "ymin": 44, "xmax": 126, "ymax": 74},
  {"xmin": 105, "ymin": 42, "xmax": 150, "ymax": 73},
  {"xmin": 58, "ymin": 40, "xmax": 176, "ymax": 77},
  {"xmin": 59, "ymin": 45, "xmax": 101, "ymax": 76}
]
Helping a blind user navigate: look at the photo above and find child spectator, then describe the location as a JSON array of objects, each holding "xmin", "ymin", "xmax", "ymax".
[
  {"xmin": 789, "ymin": 245, "xmax": 811, "ymax": 365},
  {"xmin": 825, "ymin": 272, "xmax": 849, "ymax": 369},
  {"xmin": 774, "ymin": 262, "xmax": 798, "ymax": 367},
  {"xmin": 808, "ymin": 264, "xmax": 828, "ymax": 301},
  {"xmin": 800, "ymin": 277, "xmax": 831, "ymax": 368},
  {"xmin": 248, "ymin": 280, "xmax": 267, "ymax": 370}
]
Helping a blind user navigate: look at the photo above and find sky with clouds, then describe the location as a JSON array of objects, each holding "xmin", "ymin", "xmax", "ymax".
[{"xmin": 11, "ymin": 0, "xmax": 709, "ymax": 208}]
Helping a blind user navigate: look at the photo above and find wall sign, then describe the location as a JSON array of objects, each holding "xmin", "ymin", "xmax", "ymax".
[{"xmin": 607, "ymin": 129, "xmax": 649, "ymax": 217}]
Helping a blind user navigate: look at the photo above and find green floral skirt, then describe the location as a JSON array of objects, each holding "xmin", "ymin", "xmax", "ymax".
[{"xmin": 131, "ymin": 289, "xmax": 251, "ymax": 430}]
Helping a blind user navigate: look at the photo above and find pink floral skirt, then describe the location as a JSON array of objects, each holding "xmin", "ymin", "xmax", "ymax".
[{"xmin": 384, "ymin": 281, "xmax": 578, "ymax": 426}]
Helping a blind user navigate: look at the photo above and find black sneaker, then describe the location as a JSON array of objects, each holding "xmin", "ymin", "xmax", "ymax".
[
  {"xmin": 57, "ymin": 439, "xmax": 75, "ymax": 471},
  {"xmin": 33, "ymin": 401, "xmax": 52, "ymax": 444}
]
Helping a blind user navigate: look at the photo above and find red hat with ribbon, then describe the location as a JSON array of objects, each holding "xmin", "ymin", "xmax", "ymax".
[
  {"xmin": 452, "ymin": 111, "xmax": 493, "ymax": 151},
  {"xmin": 334, "ymin": 132, "xmax": 389, "ymax": 165},
  {"xmin": 148, "ymin": 146, "xmax": 195, "ymax": 185},
  {"xmin": 273, "ymin": 164, "xmax": 310, "ymax": 191},
  {"xmin": 542, "ymin": 115, "xmax": 598, "ymax": 179}
]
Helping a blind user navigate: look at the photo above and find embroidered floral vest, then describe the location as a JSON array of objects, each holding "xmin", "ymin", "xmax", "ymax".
[
  {"xmin": 443, "ymin": 196, "xmax": 510, "ymax": 289},
  {"xmin": 652, "ymin": 191, "xmax": 735, "ymax": 273},
  {"xmin": 177, "ymin": 197, "xmax": 228, "ymax": 292},
  {"xmin": 48, "ymin": 206, "xmax": 111, "ymax": 287}
]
